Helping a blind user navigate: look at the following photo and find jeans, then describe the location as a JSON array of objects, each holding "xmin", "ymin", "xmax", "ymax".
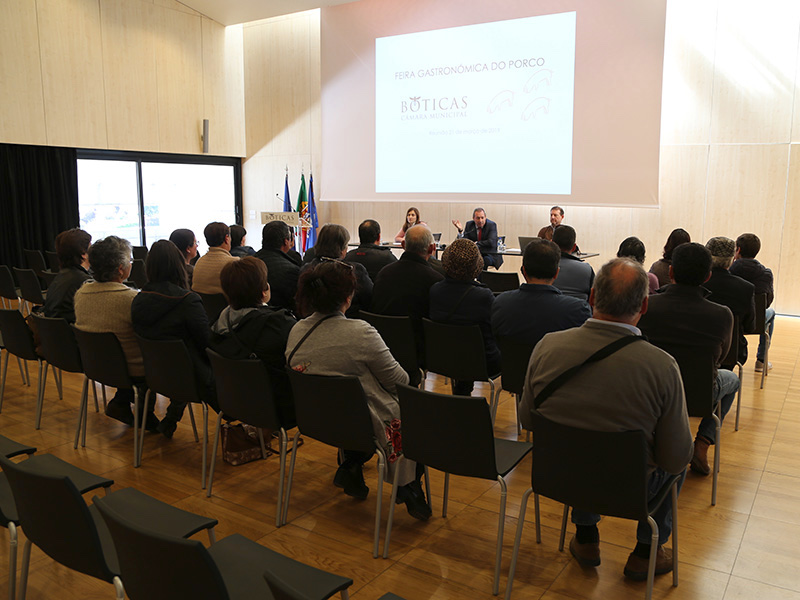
[
  {"xmin": 571, "ymin": 468, "xmax": 686, "ymax": 545},
  {"xmin": 757, "ymin": 307, "xmax": 775, "ymax": 362},
  {"xmin": 697, "ymin": 369, "xmax": 739, "ymax": 444}
]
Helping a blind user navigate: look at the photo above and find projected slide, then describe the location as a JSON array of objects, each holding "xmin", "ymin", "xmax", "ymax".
[{"xmin": 375, "ymin": 12, "xmax": 576, "ymax": 195}]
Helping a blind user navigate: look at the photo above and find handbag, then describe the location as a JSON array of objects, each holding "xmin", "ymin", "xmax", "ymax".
[{"xmin": 221, "ymin": 423, "xmax": 271, "ymax": 466}]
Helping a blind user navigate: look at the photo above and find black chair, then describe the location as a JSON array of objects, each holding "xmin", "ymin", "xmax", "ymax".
[
  {"xmin": 94, "ymin": 493, "xmax": 353, "ymax": 600},
  {"xmin": 132, "ymin": 245, "xmax": 148, "ymax": 262},
  {"xmin": 263, "ymin": 568, "xmax": 353, "ymax": 600},
  {"xmin": 73, "ymin": 327, "xmax": 146, "ymax": 466},
  {"xmin": 721, "ymin": 316, "xmax": 743, "ymax": 431},
  {"xmin": 127, "ymin": 258, "xmax": 148, "ymax": 290},
  {"xmin": 360, "ymin": 311, "xmax": 422, "ymax": 387},
  {"xmin": 0, "ymin": 266, "xmax": 20, "ymax": 310},
  {"xmin": 38, "ymin": 270, "xmax": 58, "ymax": 289},
  {"xmin": 0, "ymin": 453, "xmax": 119, "ymax": 600},
  {"xmin": 285, "ymin": 370, "xmax": 387, "ymax": 558},
  {"xmin": 422, "ymin": 318, "xmax": 501, "ymax": 423},
  {"xmin": 384, "ymin": 385, "xmax": 532, "ymax": 595},
  {"xmin": 496, "ymin": 336, "xmax": 535, "ymax": 440},
  {"xmin": 480, "ymin": 271, "xmax": 520, "ymax": 294},
  {"xmin": 12, "ymin": 268, "xmax": 45, "ymax": 316},
  {"xmin": 206, "ymin": 349, "xmax": 292, "ymax": 527},
  {"xmin": 0, "ymin": 309, "xmax": 42, "ymax": 414},
  {"xmin": 198, "ymin": 292, "xmax": 228, "ymax": 324},
  {"xmin": 22, "ymin": 250, "xmax": 47, "ymax": 281},
  {"xmin": 135, "ymin": 336, "xmax": 204, "ymax": 483},
  {"xmin": 0, "ymin": 435, "xmax": 36, "ymax": 600},
  {"xmin": 504, "ymin": 413, "xmax": 681, "ymax": 600},
  {"xmin": 44, "ymin": 251, "xmax": 60, "ymax": 273}
]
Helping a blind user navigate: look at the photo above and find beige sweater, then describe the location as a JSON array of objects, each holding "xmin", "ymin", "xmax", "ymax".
[
  {"xmin": 191, "ymin": 247, "xmax": 238, "ymax": 295},
  {"xmin": 74, "ymin": 281, "xmax": 144, "ymax": 377}
]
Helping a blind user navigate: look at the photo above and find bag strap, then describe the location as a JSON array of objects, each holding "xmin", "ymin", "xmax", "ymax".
[
  {"xmin": 533, "ymin": 335, "xmax": 644, "ymax": 409},
  {"xmin": 287, "ymin": 313, "xmax": 337, "ymax": 365}
]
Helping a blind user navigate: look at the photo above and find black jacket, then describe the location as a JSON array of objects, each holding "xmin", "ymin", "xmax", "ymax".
[
  {"xmin": 730, "ymin": 258, "xmax": 774, "ymax": 307},
  {"xmin": 43, "ymin": 266, "xmax": 91, "ymax": 323},
  {"xmin": 703, "ymin": 267, "xmax": 755, "ymax": 364},
  {"xmin": 461, "ymin": 218, "xmax": 503, "ymax": 269},
  {"xmin": 254, "ymin": 247, "xmax": 301, "ymax": 312},
  {"xmin": 345, "ymin": 243, "xmax": 398, "ymax": 282}
]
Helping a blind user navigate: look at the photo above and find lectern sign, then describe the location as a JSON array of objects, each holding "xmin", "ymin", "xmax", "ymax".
[{"xmin": 261, "ymin": 211, "xmax": 299, "ymax": 226}]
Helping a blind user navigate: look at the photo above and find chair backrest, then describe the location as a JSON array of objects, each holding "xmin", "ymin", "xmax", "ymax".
[
  {"xmin": 397, "ymin": 384, "xmax": 499, "ymax": 480},
  {"xmin": 529, "ymin": 412, "xmax": 649, "ymax": 521},
  {"xmin": 0, "ymin": 454, "xmax": 116, "ymax": 582},
  {"xmin": 39, "ymin": 270, "xmax": 58, "ymax": 288},
  {"xmin": 23, "ymin": 249, "xmax": 47, "ymax": 277},
  {"xmin": 132, "ymin": 246, "xmax": 148, "ymax": 262},
  {"xmin": 72, "ymin": 327, "xmax": 133, "ymax": 390},
  {"xmin": 422, "ymin": 318, "xmax": 489, "ymax": 381},
  {"xmin": 206, "ymin": 349, "xmax": 282, "ymax": 430},
  {"xmin": 721, "ymin": 315, "xmax": 740, "ymax": 370},
  {"xmin": 286, "ymin": 370, "xmax": 376, "ymax": 453},
  {"xmin": 651, "ymin": 342, "xmax": 715, "ymax": 419},
  {"xmin": 359, "ymin": 311, "xmax": 421, "ymax": 386},
  {"xmin": 45, "ymin": 250, "xmax": 60, "ymax": 273},
  {"xmin": 129, "ymin": 259, "xmax": 148, "ymax": 289},
  {"xmin": 753, "ymin": 293, "xmax": 767, "ymax": 333},
  {"xmin": 32, "ymin": 314, "xmax": 83, "ymax": 373},
  {"xmin": 0, "ymin": 309, "xmax": 38, "ymax": 360},
  {"xmin": 0, "ymin": 434, "xmax": 36, "ymax": 459},
  {"xmin": 136, "ymin": 336, "xmax": 199, "ymax": 405},
  {"xmin": 0, "ymin": 266, "xmax": 18, "ymax": 301},
  {"xmin": 496, "ymin": 336, "xmax": 535, "ymax": 395},
  {"xmin": 13, "ymin": 267, "xmax": 45, "ymax": 305},
  {"xmin": 198, "ymin": 292, "xmax": 228, "ymax": 325},
  {"xmin": 480, "ymin": 271, "xmax": 519, "ymax": 294},
  {"xmin": 93, "ymin": 495, "xmax": 229, "ymax": 600}
]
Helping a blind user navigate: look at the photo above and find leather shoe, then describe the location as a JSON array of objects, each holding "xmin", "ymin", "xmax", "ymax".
[
  {"xmin": 333, "ymin": 463, "xmax": 369, "ymax": 500},
  {"xmin": 569, "ymin": 535, "xmax": 600, "ymax": 567},
  {"xmin": 690, "ymin": 436, "xmax": 711, "ymax": 476},
  {"xmin": 396, "ymin": 480, "xmax": 431, "ymax": 521},
  {"xmin": 623, "ymin": 546, "xmax": 673, "ymax": 581},
  {"xmin": 105, "ymin": 400, "xmax": 134, "ymax": 426}
]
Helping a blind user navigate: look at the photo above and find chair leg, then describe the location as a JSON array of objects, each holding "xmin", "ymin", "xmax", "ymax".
[
  {"xmin": 23, "ymin": 359, "xmax": 30, "ymax": 388},
  {"xmin": 382, "ymin": 461, "xmax": 403, "ymax": 559},
  {"xmin": 281, "ymin": 430, "xmax": 302, "ymax": 526},
  {"xmin": 113, "ymin": 575, "xmax": 125, "ymax": 600},
  {"xmin": 73, "ymin": 377, "xmax": 89, "ymax": 449},
  {"xmin": 671, "ymin": 482, "xmax": 679, "ymax": 587},
  {"xmin": 201, "ymin": 403, "xmax": 209, "ymax": 490},
  {"xmin": 422, "ymin": 465, "xmax": 432, "ymax": 508},
  {"xmin": 761, "ymin": 331, "xmax": 770, "ymax": 389},
  {"xmin": 711, "ymin": 411, "xmax": 721, "ymax": 506},
  {"xmin": 534, "ymin": 494, "xmax": 541, "ymax": 544},
  {"xmin": 91, "ymin": 379, "xmax": 99, "ymax": 413},
  {"xmin": 734, "ymin": 362, "xmax": 743, "ymax": 431},
  {"xmin": 443, "ymin": 472, "xmax": 450, "ymax": 518},
  {"xmin": 276, "ymin": 428, "xmax": 288, "ymax": 528},
  {"xmin": 138, "ymin": 390, "xmax": 153, "ymax": 467},
  {"xmin": 645, "ymin": 516, "xmax": 659, "ymax": 600},
  {"xmin": 206, "ymin": 412, "xmax": 224, "ymax": 498},
  {"xmin": 489, "ymin": 379, "xmax": 498, "ymax": 424},
  {"xmin": 18, "ymin": 538, "xmax": 31, "ymax": 600},
  {"xmin": 257, "ymin": 427, "xmax": 268, "ymax": 460},
  {"xmin": 558, "ymin": 504, "xmax": 569, "ymax": 551},
  {"xmin": 504, "ymin": 487, "xmax": 533, "ymax": 600},
  {"xmin": 35, "ymin": 361, "xmax": 46, "ymax": 430},
  {"xmin": 514, "ymin": 393, "xmax": 522, "ymax": 436},
  {"xmin": 101, "ymin": 384, "xmax": 107, "ymax": 410},
  {"xmin": 54, "ymin": 367, "xmax": 63, "ymax": 400},
  {"xmin": 133, "ymin": 389, "xmax": 146, "ymax": 468},
  {"xmin": 16, "ymin": 356, "xmax": 26, "ymax": 386},
  {"xmin": 8, "ymin": 522, "xmax": 17, "ymax": 600},
  {"xmin": 493, "ymin": 476, "xmax": 508, "ymax": 596},
  {"xmin": 0, "ymin": 350, "xmax": 9, "ymax": 412},
  {"xmin": 188, "ymin": 403, "xmax": 199, "ymax": 442},
  {"xmin": 373, "ymin": 449, "xmax": 386, "ymax": 559}
]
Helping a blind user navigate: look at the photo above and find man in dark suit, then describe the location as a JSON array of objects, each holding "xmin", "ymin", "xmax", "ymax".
[
  {"xmin": 344, "ymin": 219, "xmax": 397, "ymax": 281},
  {"xmin": 451, "ymin": 207, "xmax": 503, "ymax": 270},
  {"xmin": 254, "ymin": 221, "xmax": 301, "ymax": 312}
]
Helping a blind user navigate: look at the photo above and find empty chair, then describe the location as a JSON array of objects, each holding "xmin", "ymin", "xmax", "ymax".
[
  {"xmin": 264, "ymin": 568, "xmax": 353, "ymax": 600},
  {"xmin": 360, "ymin": 311, "xmax": 422, "ymax": 387},
  {"xmin": 0, "ymin": 310, "xmax": 42, "ymax": 414},
  {"xmin": 384, "ymin": 385, "xmax": 532, "ymax": 595},
  {"xmin": 22, "ymin": 250, "xmax": 46, "ymax": 279},
  {"xmin": 94, "ymin": 493, "xmax": 353, "ymax": 600},
  {"xmin": 206, "ymin": 349, "xmax": 293, "ymax": 527},
  {"xmin": 480, "ymin": 271, "xmax": 520, "ymax": 294},
  {"xmin": 12, "ymin": 268, "xmax": 45, "ymax": 315},
  {"xmin": 38, "ymin": 270, "xmax": 58, "ymax": 288},
  {"xmin": 44, "ymin": 251, "xmax": 60, "ymax": 273},
  {"xmin": 197, "ymin": 292, "xmax": 228, "ymax": 324},
  {"xmin": 496, "ymin": 336, "xmax": 535, "ymax": 439},
  {"xmin": 129, "ymin": 259, "xmax": 148, "ymax": 289},
  {"xmin": 0, "ymin": 266, "xmax": 19, "ymax": 310},
  {"xmin": 505, "ymin": 413, "xmax": 681, "ymax": 600}
]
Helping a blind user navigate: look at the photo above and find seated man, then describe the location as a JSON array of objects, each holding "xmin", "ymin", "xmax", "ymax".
[
  {"xmin": 552, "ymin": 225, "xmax": 594, "ymax": 301},
  {"xmin": 521, "ymin": 258, "xmax": 692, "ymax": 580},
  {"xmin": 451, "ymin": 207, "xmax": 503, "ymax": 270},
  {"xmin": 730, "ymin": 233, "xmax": 774, "ymax": 372},
  {"xmin": 191, "ymin": 222, "xmax": 238, "ymax": 295},
  {"xmin": 344, "ymin": 219, "xmax": 397, "ymax": 281},
  {"xmin": 537, "ymin": 205, "xmax": 565, "ymax": 241},
  {"xmin": 638, "ymin": 242, "xmax": 740, "ymax": 475},
  {"xmin": 43, "ymin": 228, "xmax": 92, "ymax": 323},
  {"xmin": 491, "ymin": 238, "xmax": 590, "ymax": 347},
  {"xmin": 254, "ymin": 221, "xmax": 301, "ymax": 312}
]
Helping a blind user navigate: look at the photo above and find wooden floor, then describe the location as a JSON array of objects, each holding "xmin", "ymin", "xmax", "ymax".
[{"xmin": 2, "ymin": 316, "xmax": 800, "ymax": 599}]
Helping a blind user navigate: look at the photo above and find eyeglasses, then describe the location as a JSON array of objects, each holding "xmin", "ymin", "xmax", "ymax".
[{"xmin": 319, "ymin": 256, "xmax": 354, "ymax": 270}]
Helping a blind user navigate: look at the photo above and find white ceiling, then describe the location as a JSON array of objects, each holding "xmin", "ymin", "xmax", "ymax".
[{"xmin": 177, "ymin": 0, "xmax": 358, "ymax": 26}]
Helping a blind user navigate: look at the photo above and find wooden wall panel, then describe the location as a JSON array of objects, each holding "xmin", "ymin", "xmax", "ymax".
[
  {"xmin": 0, "ymin": 0, "xmax": 46, "ymax": 144},
  {"xmin": 37, "ymin": 0, "xmax": 107, "ymax": 148},
  {"xmin": 777, "ymin": 144, "xmax": 800, "ymax": 314},
  {"xmin": 101, "ymin": 0, "xmax": 159, "ymax": 151},
  {"xmin": 202, "ymin": 19, "xmax": 246, "ymax": 157},
  {"xmin": 243, "ymin": 21, "xmax": 274, "ymax": 158}
]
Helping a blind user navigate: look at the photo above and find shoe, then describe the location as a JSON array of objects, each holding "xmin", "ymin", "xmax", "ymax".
[
  {"xmin": 690, "ymin": 436, "xmax": 711, "ymax": 476},
  {"xmin": 569, "ymin": 535, "xmax": 601, "ymax": 567},
  {"xmin": 623, "ymin": 546, "xmax": 673, "ymax": 581},
  {"xmin": 143, "ymin": 412, "xmax": 161, "ymax": 434},
  {"xmin": 157, "ymin": 418, "xmax": 178, "ymax": 439},
  {"xmin": 396, "ymin": 480, "xmax": 431, "ymax": 521},
  {"xmin": 333, "ymin": 463, "xmax": 369, "ymax": 500},
  {"xmin": 105, "ymin": 400, "xmax": 134, "ymax": 426},
  {"xmin": 755, "ymin": 360, "xmax": 773, "ymax": 373}
]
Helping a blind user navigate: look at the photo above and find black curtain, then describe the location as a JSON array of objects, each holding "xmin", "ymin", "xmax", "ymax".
[{"xmin": 0, "ymin": 143, "xmax": 79, "ymax": 268}]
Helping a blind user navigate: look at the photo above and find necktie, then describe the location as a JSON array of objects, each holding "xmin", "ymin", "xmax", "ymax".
[{"xmin": 477, "ymin": 228, "xmax": 482, "ymax": 241}]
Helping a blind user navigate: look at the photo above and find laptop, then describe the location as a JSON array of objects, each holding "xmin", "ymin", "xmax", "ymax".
[{"xmin": 518, "ymin": 236, "xmax": 538, "ymax": 251}]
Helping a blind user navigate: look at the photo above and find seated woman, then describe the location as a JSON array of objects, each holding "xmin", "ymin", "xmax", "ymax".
[
  {"xmin": 394, "ymin": 207, "xmax": 426, "ymax": 243},
  {"xmin": 74, "ymin": 236, "xmax": 158, "ymax": 431},
  {"xmin": 298, "ymin": 224, "xmax": 372, "ymax": 319},
  {"xmin": 649, "ymin": 228, "xmax": 690, "ymax": 289},
  {"xmin": 618, "ymin": 236, "xmax": 660, "ymax": 294},
  {"xmin": 229, "ymin": 224, "xmax": 256, "ymax": 257},
  {"xmin": 286, "ymin": 260, "xmax": 430, "ymax": 520},
  {"xmin": 210, "ymin": 257, "xmax": 297, "ymax": 426},
  {"xmin": 131, "ymin": 240, "xmax": 217, "ymax": 438},
  {"xmin": 429, "ymin": 238, "xmax": 500, "ymax": 396},
  {"xmin": 43, "ymin": 228, "xmax": 92, "ymax": 323},
  {"xmin": 169, "ymin": 228, "xmax": 198, "ymax": 287}
]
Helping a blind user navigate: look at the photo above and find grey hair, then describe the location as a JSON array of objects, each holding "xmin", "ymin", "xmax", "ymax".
[
  {"xmin": 404, "ymin": 225, "xmax": 434, "ymax": 256},
  {"xmin": 710, "ymin": 254, "xmax": 734, "ymax": 270},
  {"xmin": 87, "ymin": 236, "xmax": 132, "ymax": 282},
  {"xmin": 592, "ymin": 257, "xmax": 649, "ymax": 319}
]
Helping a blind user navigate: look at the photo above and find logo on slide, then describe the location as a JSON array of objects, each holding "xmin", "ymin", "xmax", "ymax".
[{"xmin": 401, "ymin": 96, "xmax": 468, "ymax": 113}]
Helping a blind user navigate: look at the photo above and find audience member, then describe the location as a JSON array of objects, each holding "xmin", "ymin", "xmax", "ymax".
[
  {"xmin": 191, "ymin": 222, "xmax": 238, "ymax": 295},
  {"xmin": 254, "ymin": 221, "xmax": 301, "ymax": 312},
  {"xmin": 169, "ymin": 228, "xmax": 198, "ymax": 287},
  {"xmin": 451, "ymin": 207, "xmax": 504, "ymax": 269},
  {"xmin": 43, "ymin": 228, "xmax": 92, "ymax": 323},
  {"xmin": 229, "ymin": 224, "xmax": 256, "ymax": 257},
  {"xmin": 298, "ymin": 224, "xmax": 372, "ymax": 319},
  {"xmin": 131, "ymin": 240, "xmax": 216, "ymax": 438},
  {"xmin": 74, "ymin": 236, "xmax": 157, "ymax": 431},
  {"xmin": 703, "ymin": 237, "xmax": 755, "ymax": 366},
  {"xmin": 429, "ymin": 238, "xmax": 500, "ymax": 395},
  {"xmin": 552, "ymin": 225, "xmax": 594, "ymax": 301},
  {"xmin": 638, "ymin": 242, "xmax": 739, "ymax": 476},
  {"xmin": 394, "ymin": 207, "xmax": 425, "ymax": 243},
  {"xmin": 730, "ymin": 233, "xmax": 775, "ymax": 371},
  {"xmin": 287, "ymin": 260, "xmax": 430, "ymax": 520},
  {"xmin": 492, "ymin": 238, "xmax": 590, "ymax": 347},
  {"xmin": 537, "ymin": 206, "xmax": 565, "ymax": 241},
  {"xmin": 649, "ymin": 228, "xmax": 690, "ymax": 288},
  {"xmin": 521, "ymin": 258, "xmax": 691, "ymax": 580},
  {"xmin": 617, "ymin": 236, "xmax": 659, "ymax": 294},
  {"xmin": 345, "ymin": 219, "xmax": 397, "ymax": 281},
  {"xmin": 211, "ymin": 257, "xmax": 297, "ymax": 426}
]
